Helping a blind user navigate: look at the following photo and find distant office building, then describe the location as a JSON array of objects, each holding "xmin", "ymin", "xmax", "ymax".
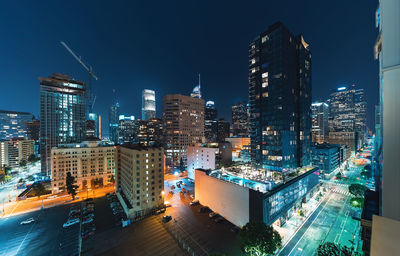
[
  {"xmin": 86, "ymin": 113, "xmax": 99, "ymax": 138},
  {"xmin": 311, "ymin": 143, "xmax": 342, "ymax": 174},
  {"xmin": 115, "ymin": 144, "xmax": 164, "ymax": 219},
  {"xmin": 109, "ymin": 102, "xmax": 120, "ymax": 144},
  {"xmin": 328, "ymin": 85, "xmax": 366, "ymax": 151},
  {"xmin": 162, "ymin": 94, "xmax": 204, "ymax": 167},
  {"xmin": 232, "ymin": 102, "xmax": 249, "ymax": 137},
  {"xmin": 249, "ymin": 22, "xmax": 312, "ymax": 170},
  {"xmin": 39, "ymin": 73, "xmax": 86, "ymax": 176},
  {"xmin": 51, "ymin": 139, "xmax": 115, "ymax": 193},
  {"xmin": 0, "ymin": 139, "xmax": 34, "ymax": 168},
  {"xmin": 226, "ymin": 137, "xmax": 251, "ymax": 159},
  {"xmin": 187, "ymin": 144, "xmax": 217, "ymax": 180},
  {"xmin": 195, "ymin": 167, "xmax": 319, "ymax": 227},
  {"xmin": 190, "ymin": 74, "xmax": 202, "ymax": 99},
  {"xmin": 26, "ymin": 120, "xmax": 40, "ymax": 157},
  {"xmin": 142, "ymin": 89, "xmax": 156, "ymax": 120},
  {"xmin": 216, "ymin": 118, "xmax": 230, "ymax": 143},
  {"xmin": 311, "ymin": 102, "xmax": 329, "ymax": 144},
  {"xmin": 117, "ymin": 115, "xmax": 137, "ymax": 144},
  {"xmin": 217, "ymin": 142, "xmax": 233, "ymax": 166},
  {"xmin": 205, "ymin": 101, "xmax": 218, "ymax": 142},
  {"xmin": 137, "ymin": 118, "xmax": 164, "ymax": 147},
  {"xmin": 0, "ymin": 110, "xmax": 34, "ymax": 140},
  {"xmin": 0, "ymin": 140, "xmax": 19, "ymax": 168}
]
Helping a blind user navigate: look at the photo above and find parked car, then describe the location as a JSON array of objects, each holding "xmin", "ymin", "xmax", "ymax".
[
  {"xmin": 162, "ymin": 215, "xmax": 172, "ymax": 223},
  {"xmin": 231, "ymin": 226, "xmax": 240, "ymax": 234},
  {"xmin": 82, "ymin": 218, "xmax": 94, "ymax": 225},
  {"xmin": 209, "ymin": 212, "xmax": 218, "ymax": 218},
  {"xmin": 63, "ymin": 218, "xmax": 80, "ymax": 228},
  {"xmin": 189, "ymin": 200, "xmax": 199, "ymax": 206},
  {"xmin": 171, "ymin": 185, "xmax": 176, "ymax": 189},
  {"xmin": 156, "ymin": 208, "xmax": 166, "ymax": 214},
  {"xmin": 214, "ymin": 216, "xmax": 224, "ymax": 223},
  {"xmin": 20, "ymin": 217, "xmax": 35, "ymax": 225}
]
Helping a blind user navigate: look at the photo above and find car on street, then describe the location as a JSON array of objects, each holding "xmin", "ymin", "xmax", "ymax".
[
  {"xmin": 209, "ymin": 212, "xmax": 218, "ymax": 218},
  {"xmin": 214, "ymin": 216, "xmax": 224, "ymax": 223},
  {"xmin": 162, "ymin": 215, "xmax": 172, "ymax": 223},
  {"xmin": 189, "ymin": 200, "xmax": 199, "ymax": 206},
  {"xmin": 82, "ymin": 217, "xmax": 94, "ymax": 225},
  {"xmin": 171, "ymin": 185, "xmax": 176, "ymax": 189},
  {"xmin": 199, "ymin": 206, "xmax": 210, "ymax": 213},
  {"xmin": 20, "ymin": 217, "xmax": 35, "ymax": 225},
  {"xmin": 63, "ymin": 218, "xmax": 80, "ymax": 228}
]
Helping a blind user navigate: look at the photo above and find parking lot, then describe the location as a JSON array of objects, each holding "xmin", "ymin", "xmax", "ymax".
[{"xmin": 164, "ymin": 178, "xmax": 242, "ymax": 256}]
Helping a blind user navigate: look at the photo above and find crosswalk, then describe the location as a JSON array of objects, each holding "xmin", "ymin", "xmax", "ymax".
[{"xmin": 331, "ymin": 188, "xmax": 351, "ymax": 196}]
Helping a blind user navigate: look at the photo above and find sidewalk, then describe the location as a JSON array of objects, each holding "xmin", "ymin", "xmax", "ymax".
[{"xmin": 274, "ymin": 189, "xmax": 327, "ymax": 245}]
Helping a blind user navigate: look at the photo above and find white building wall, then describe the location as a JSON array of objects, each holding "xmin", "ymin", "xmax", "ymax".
[
  {"xmin": 187, "ymin": 146, "xmax": 216, "ymax": 180},
  {"xmin": 195, "ymin": 169, "xmax": 249, "ymax": 227}
]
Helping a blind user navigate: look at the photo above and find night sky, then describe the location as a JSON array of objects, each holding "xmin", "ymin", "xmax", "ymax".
[{"xmin": 0, "ymin": 0, "xmax": 379, "ymax": 135}]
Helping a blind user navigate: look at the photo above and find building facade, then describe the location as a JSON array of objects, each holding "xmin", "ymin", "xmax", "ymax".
[
  {"xmin": 311, "ymin": 143, "xmax": 341, "ymax": 174},
  {"xmin": 162, "ymin": 94, "xmax": 204, "ymax": 168},
  {"xmin": 142, "ymin": 89, "xmax": 156, "ymax": 121},
  {"xmin": 109, "ymin": 102, "xmax": 120, "ymax": 143},
  {"xmin": 328, "ymin": 85, "xmax": 367, "ymax": 152},
  {"xmin": 216, "ymin": 118, "xmax": 230, "ymax": 143},
  {"xmin": 195, "ymin": 167, "xmax": 319, "ymax": 227},
  {"xmin": 0, "ymin": 140, "xmax": 19, "ymax": 168},
  {"xmin": 115, "ymin": 144, "xmax": 164, "ymax": 219},
  {"xmin": 137, "ymin": 118, "xmax": 164, "ymax": 147},
  {"xmin": 187, "ymin": 144, "xmax": 217, "ymax": 180},
  {"xmin": 51, "ymin": 139, "xmax": 115, "ymax": 193},
  {"xmin": 249, "ymin": 22, "xmax": 312, "ymax": 170},
  {"xmin": 117, "ymin": 115, "xmax": 137, "ymax": 144},
  {"xmin": 40, "ymin": 73, "xmax": 87, "ymax": 176},
  {"xmin": 205, "ymin": 101, "xmax": 218, "ymax": 142},
  {"xmin": 25, "ymin": 120, "xmax": 40, "ymax": 157},
  {"xmin": 0, "ymin": 110, "xmax": 34, "ymax": 141},
  {"xmin": 232, "ymin": 102, "xmax": 249, "ymax": 137},
  {"xmin": 311, "ymin": 102, "xmax": 329, "ymax": 144}
]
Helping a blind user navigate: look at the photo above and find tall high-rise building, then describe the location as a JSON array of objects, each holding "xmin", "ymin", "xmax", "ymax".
[
  {"xmin": 86, "ymin": 113, "xmax": 99, "ymax": 138},
  {"xmin": 216, "ymin": 118, "xmax": 230, "ymax": 143},
  {"xmin": 205, "ymin": 101, "xmax": 218, "ymax": 142},
  {"xmin": 109, "ymin": 102, "xmax": 120, "ymax": 143},
  {"xmin": 190, "ymin": 74, "xmax": 202, "ymax": 99},
  {"xmin": 162, "ymin": 94, "xmax": 204, "ymax": 168},
  {"xmin": 328, "ymin": 85, "xmax": 366, "ymax": 152},
  {"xmin": 142, "ymin": 89, "xmax": 156, "ymax": 120},
  {"xmin": 137, "ymin": 118, "xmax": 164, "ymax": 147},
  {"xmin": 117, "ymin": 115, "xmax": 137, "ymax": 144},
  {"xmin": 0, "ymin": 110, "xmax": 34, "ymax": 140},
  {"xmin": 39, "ymin": 73, "xmax": 86, "ymax": 175},
  {"xmin": 249, "ymin": 22, "xmax": 312, "ymax": 170},
  {"xmin": 311, "ymin": 102, "xmax": 329, "ymax": 144},
  {"xmin": 26, "ymin": 120, "xmax": 40, "ymax": 157},
  {"xmin": 232, "ymin": 101, "xmax": 249, "ymax": 137}
]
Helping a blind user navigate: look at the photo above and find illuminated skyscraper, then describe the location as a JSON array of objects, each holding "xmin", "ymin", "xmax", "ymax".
[
  {"xmin": 0, "ymin": 110, "xmax": 34, "ymax": 140},
  {"xmin": 232, "ymin": 102, "xmax": 249, "ymax": 137},
  {"xmin": 39, "ymin": 73, "xmax": 86, "ymax": 175},
  {"xmin": 142, "ymin": 89, "xmax": 156, "ymax": 120},
  {"xmin": 117, "ymin": 115, "xmax": 137, "ymax": 144},
  {"xmin": 109, "ymin": 102, "xmax": 120, "ymax": 143},
  {"xmin": 311, "ymin": 102, "xmax": 329, "ymax": 143},
  {"xmin": 162, "ymin": 94, "xmax": 204, "ymax": 167},
  {"xmin": 190, "ymin": 74, "xmax": 202, "ymax": 99},
  {"xmin": 205, "ymin": 101, "xmax": 218, "ymax": 142},
  {"xmin": 249, "ymin": 22, "xmax": 312, "ymax": 169}
]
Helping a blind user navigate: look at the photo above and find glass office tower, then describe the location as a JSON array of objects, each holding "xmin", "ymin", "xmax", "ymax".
[
  {"xmin": 109, "ymin": 102, "xmax": 120, "ymax": 143},
  {"xmin": 249, "ymin": 22, "xmax": 312, "ymax": 170},
  {"xmin": 0, "ymin": 110, "xmax": 34, "ymax": 140},
  {"xmin": 39, "ymin": 73, "xmax": 86, "ymax": 176},
  {"xmin": 142, "ymin": 89, "xmax": 156, "ymax": 120}
]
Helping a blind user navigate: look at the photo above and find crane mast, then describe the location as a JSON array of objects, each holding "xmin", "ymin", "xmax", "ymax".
[{"xmin": 60, "ymin": 41, "xmax": 98, "ymax": 113}]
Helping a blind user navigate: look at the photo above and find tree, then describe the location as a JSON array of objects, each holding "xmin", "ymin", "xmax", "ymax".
[
  {"xmin": 31, "ymin": 182, "xmax": 46, "ymax": 199},
  {"xmin": 66, "ymin": 172, "xmax": 79, "ymax": 200},
  {"xmin": 317, "ymin": 242, "xmax": 354, "ymax": 256},
  {"xmin": 348, "ymin": 184, "xmax": 367, "ymax": 197},
  {"xmin": 19, "ymin": 159, "xmax": 27, "ymax": 167},
  {"xmin": 28, "ymin": 154, "xmax": 36, "ymax": 163},
  {"xmin": 336, "ymin": 172, "xmax": 342, "ymax": 180},
  {"xmin": 238, "ymin": 222, "xmax": 282, "ymax": 256}
]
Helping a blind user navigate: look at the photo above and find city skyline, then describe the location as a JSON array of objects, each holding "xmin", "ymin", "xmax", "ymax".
[{"xmin": 0, "ymin": 1, "xmax": 379, "ymax": 133}]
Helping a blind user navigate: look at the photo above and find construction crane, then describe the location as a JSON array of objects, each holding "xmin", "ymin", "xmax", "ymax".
[{"xmin": 60, "ymin": 41, "xmax": 98, "ymax": 113}]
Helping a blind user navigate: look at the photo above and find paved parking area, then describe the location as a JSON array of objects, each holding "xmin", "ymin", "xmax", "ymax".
[{"xmin": 0, "ymin": 202, "xmax": 80, "ymax": 256}]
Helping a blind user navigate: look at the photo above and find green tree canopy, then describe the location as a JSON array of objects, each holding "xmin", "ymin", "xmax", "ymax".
[
  {"xmin": 28, "ymin": 154, "xmax": 36, "ymax": 163},
  {"xmin": 66, "ymin": 172, "xmax": 79, "ymax": 200},
  {"xmin": 19, "ymin": 159, "xmax": 27, "ymax": 167},
  {"xmin": 348, "ymin": 184, "xmax": 367, "ymax": 197},
  {"xmin": 31, "ymin": 182, "xmax": 46, "ymax": 198},
  {"xmin": 317, "ymin": 242, "xmax": 356, "ymax": 256},
  {"xmin": 238, "ymin": 222, "xmax": 282, "ymax": 256}
]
